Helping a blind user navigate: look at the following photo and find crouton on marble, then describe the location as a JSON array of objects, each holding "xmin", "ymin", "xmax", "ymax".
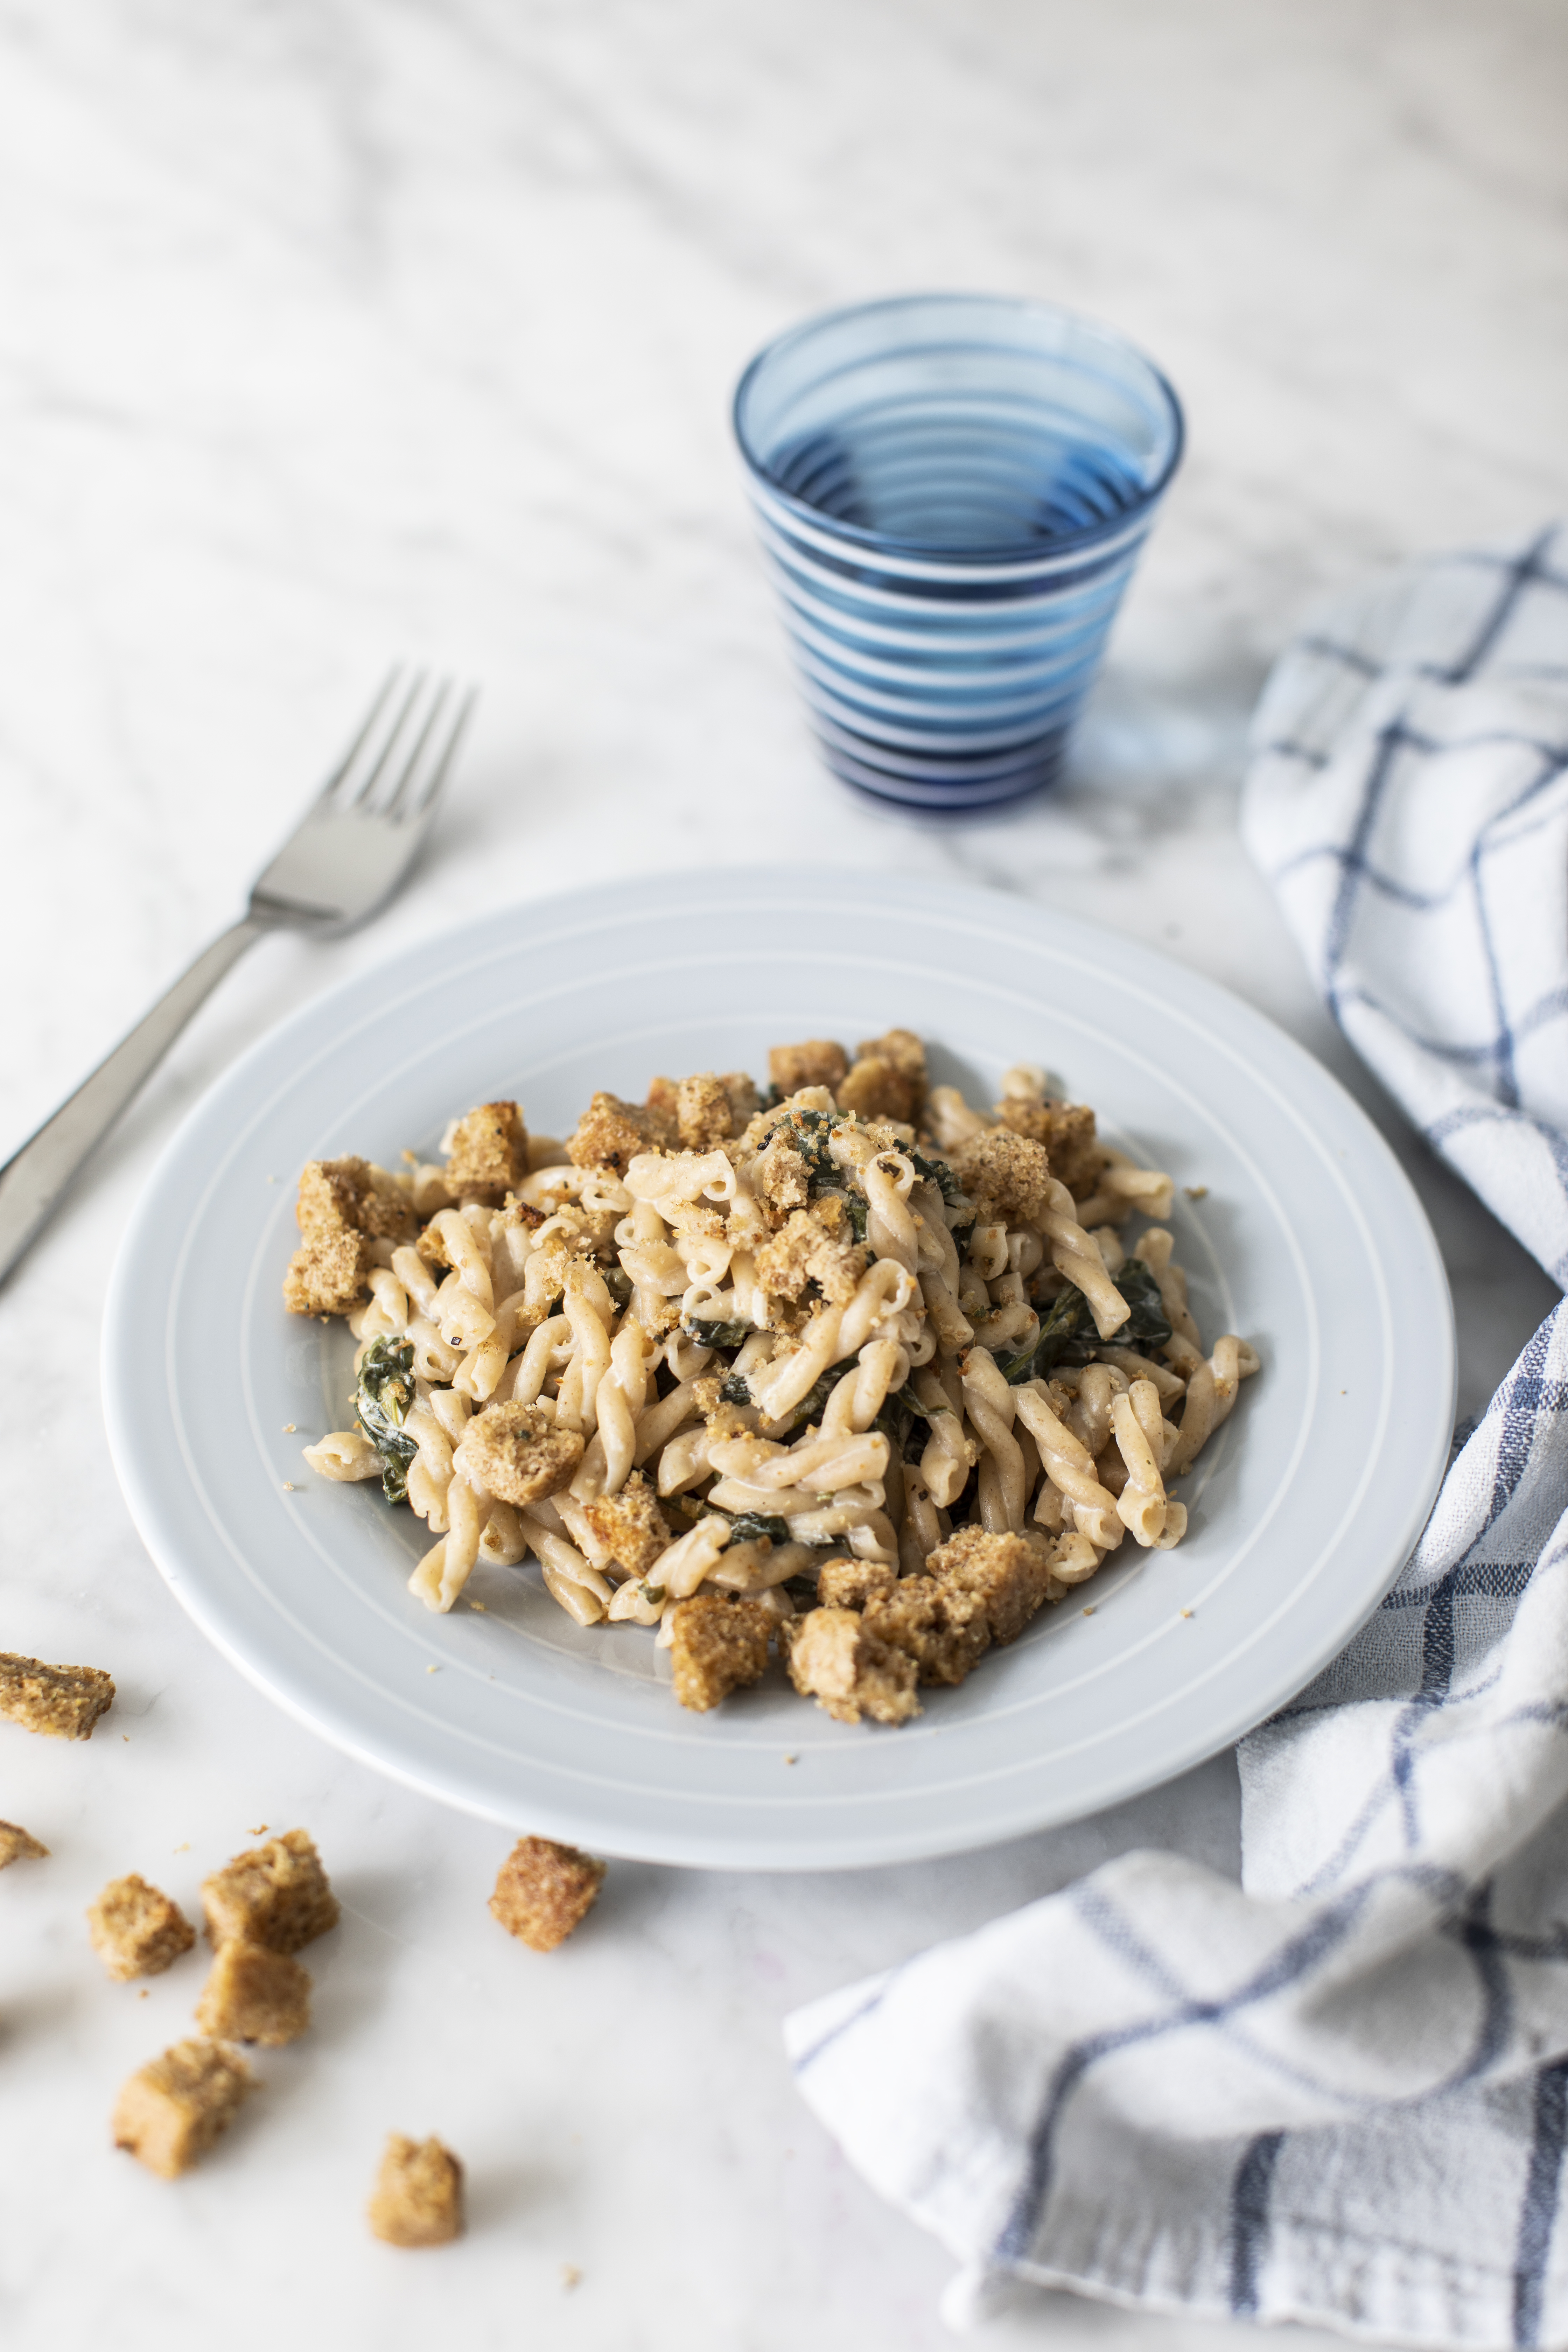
[{"xmin": 489, "ymin": 1836, "xmax": 605, "ymax": 1952}]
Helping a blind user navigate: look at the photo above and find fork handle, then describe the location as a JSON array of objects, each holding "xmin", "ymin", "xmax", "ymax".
[{"xmin": 0, "ymin": 917, "xmax": 266, "ymax": 1287}]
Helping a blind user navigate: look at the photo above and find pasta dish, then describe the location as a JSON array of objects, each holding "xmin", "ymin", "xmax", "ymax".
[{"xmin": 290, "ymin": 1030, "xmax": 1258, "ymax": 1725}]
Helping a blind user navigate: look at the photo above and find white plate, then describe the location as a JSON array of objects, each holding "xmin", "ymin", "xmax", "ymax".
[{"xmin": 103, "ymin": 867, "xmax": 1455, "ymax": 1871}]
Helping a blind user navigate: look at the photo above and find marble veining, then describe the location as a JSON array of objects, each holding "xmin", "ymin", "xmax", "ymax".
[{"xmin": 2, "ymin": 4, "xmax": 1564, "ymax": 2346}]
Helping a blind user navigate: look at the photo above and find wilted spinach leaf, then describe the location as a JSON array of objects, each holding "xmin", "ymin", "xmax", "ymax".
[
  {"xmin": 998, "ymin": 1260, "xmax": 1172, "ymax": 1386},
  {"xmin": 355, "ymin": 1337, "xmax": 419, "ymax": 1504},
  {"xmin": 723, "ymin": 1511, "xmax": 792, "ymax": 1545},
  {"xmin": 779, "ymin": 1366, "xmax": 840, "ymax": 1436},
  {"xmin": 683, "ymin": 1315, "xmax": 754, "ymax": 1350},
  {"xmin": 909, "ymin": 1149, "xmax": 964, "ymax": 1208},
  {"xmin": 998, "ymin": 1285, "xmax": 1088, "ymax": 1384},
  {"xmin": 1114, "ymin": 1258, "xmax": 1173, "ymax": 1350},
  {"xmin": 872, "ymin": 1382, "xmax": 933, "ymax": 1450},
  {"xmin": 718, "ymin": 1371, "xmax": 752, "ymax": 1406}
]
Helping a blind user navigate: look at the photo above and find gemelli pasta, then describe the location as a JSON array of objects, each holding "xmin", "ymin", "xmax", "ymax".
[{"xmin": 290, "ymin": 1030, "xmax": 1259, "ymax": 1725}]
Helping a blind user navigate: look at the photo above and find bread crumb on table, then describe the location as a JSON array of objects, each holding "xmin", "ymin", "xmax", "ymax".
[
  {"xmin": 88, "ymin": 1875, "xmax": 196, "ymax": 1980},
  {"xmin": 368, "ymin": 2133, "xmax": 465, "ymax": 2247},
  {"xmin": 202, "ymin": 1829, "xmax": 339, "ymax": 1955},
  {"xmin": 194, "ymin": 1938, "xmax": 312, "ymax": 2046},
  {"xmin": 112, "ymin": 2038, "xmax": 253, "ymax": 2178},
  {"xmin": 490, "ymin": 1836, "xmax": 605, "ymax": 1953},
  {"xmin": 668, "ymin": 1592, "xmax": 774, "ymax": 1712},
  {"xmin": 0, "ymin": 1652, "xmax": 115, "ymax": 1740},
  {"xmin": 0, "ymin": 1820, "xmax": 48, "ymax": 1867}
]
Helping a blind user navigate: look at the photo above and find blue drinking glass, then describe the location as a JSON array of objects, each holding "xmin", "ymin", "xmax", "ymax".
[{"xmin": 733, "ymin": 293, "xmax": 1184, "ymax": 812}]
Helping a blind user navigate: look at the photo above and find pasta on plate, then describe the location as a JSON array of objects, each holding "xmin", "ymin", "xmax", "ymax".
[{"xmin": 291, "ymin": 1029, "xmax": 1258, "ymax": 1726}]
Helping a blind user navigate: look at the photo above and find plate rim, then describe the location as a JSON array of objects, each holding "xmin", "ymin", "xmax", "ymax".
[{"xmin": 102, "ymin": 865, "xmax": 1456, "ymax": 1869}]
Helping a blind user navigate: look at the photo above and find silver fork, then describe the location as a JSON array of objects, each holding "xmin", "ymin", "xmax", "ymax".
[{"xmin": 0, "ymin": 668, "xmax": 477, "ymax": 1287}]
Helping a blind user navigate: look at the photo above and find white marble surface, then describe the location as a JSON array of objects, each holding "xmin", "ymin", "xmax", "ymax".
[{"xmin": 2, "ymin": 5, "xmax": 1565, "ymax": 2346}]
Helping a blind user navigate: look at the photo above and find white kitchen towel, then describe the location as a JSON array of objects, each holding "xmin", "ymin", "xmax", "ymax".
[
  {"xmin": 1244, "ymin": 526, "xmax": 1568, "ymax": 1287},
  {"xmin": 785, "ymin": 532, "xmax": 1568, "ymax": 2348}
]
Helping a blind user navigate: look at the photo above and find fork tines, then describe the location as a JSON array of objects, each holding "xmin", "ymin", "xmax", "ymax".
[{"xmin": 319, "ymin": 668, "xmax": 479, "ymax": 824}]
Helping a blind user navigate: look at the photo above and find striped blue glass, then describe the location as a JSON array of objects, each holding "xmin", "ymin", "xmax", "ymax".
[{"xmin": 733, "ymin": 294, "xmax": 1184, "ymax": 813}]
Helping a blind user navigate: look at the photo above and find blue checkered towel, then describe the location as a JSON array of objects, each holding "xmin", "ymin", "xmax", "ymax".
[{"xmin": 785, "ymin": 533, "xmax": 1568, "ymax": 2347}]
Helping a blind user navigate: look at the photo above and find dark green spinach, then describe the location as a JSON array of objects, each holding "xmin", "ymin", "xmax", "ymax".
[
  {"xmin": 355, "ymin": 1337, "xmax": 419, "ymax": 1504},
  {"xmin": 998, "ymin": 1258, "xmax": 1172, "ymax": 1386}
]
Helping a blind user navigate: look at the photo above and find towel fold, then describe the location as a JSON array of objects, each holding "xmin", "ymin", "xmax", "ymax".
[{"xmin": 786, "ymin": 531, "xmax": 1568, "ymax": 2348}]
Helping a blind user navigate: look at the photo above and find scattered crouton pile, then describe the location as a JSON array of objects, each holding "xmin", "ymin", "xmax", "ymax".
[{"xmin": 106, "ymin": 1829, "xmax": 338, "ymax": 2181}]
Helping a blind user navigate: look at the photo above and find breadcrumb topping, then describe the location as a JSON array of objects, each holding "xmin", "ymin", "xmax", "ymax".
[{"xmin": 946, "ymin": 1127, "xmax": 1055, "ymax": 1227}]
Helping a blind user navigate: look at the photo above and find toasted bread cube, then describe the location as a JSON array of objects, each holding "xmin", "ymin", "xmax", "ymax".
[
  {"xmin": 929, "ymin": 1525, "xmax": 1056, "ymax": 1645},
  {"xmin": 88, "ymin": 1875, "xmax": 196, "ymax": 1981},
  {"xmin": 815, "ymin": 1558, "xmax": 898, "ymax": 1611},
  {"xmin": 455, "ymin": 1402, "xmax": 584, "ymax": 1507},
  {"xmin": 202, "ymin": 1829, "xmax": 339, "ymax": 1955},
  {"xmin": 580, "ymin": 1472, "xmax": 670, "ymax": 1578},
  {"xmin": 567, "ymin": 1091, "xmax": 657, "ymax": 1175},
  {"xmin": 296, "ymin": 1155, "xmax": 416, "ymax": 1244},
  {"xmin": 858, "ymin": 1028, "xmax": 927, "ymax": 1115},
  {"xmin": 194, "ymin": 1938, "xmax": 311, "ymax": 2046},
  {"xmin": 282, "ymin": 1225, "xmax": 373, "ymax": 1316},
  {"xmin": 668, "ymin": 1592, "xmax": 774, "ymax": 1712},
  {"xmin": 444, "ymin": 1101, "xmax": 529, "ymax": 1204},
  {"xmin": 784, "ymin": 1606, "xmax": 920, "ymax": 1726},
  {"xmin": 284, "ymin": 1155, "xmax": 416, "ymax": 1314},
  {"xmin": 836, "ymin": 1056, "xmax": 913, "ymax": 1125},
  {"xmin": 946, "ymin": 1127, "xmax": 1055, "ymax": 1228},
  {"xmin": 0, "ymin": 1820, "xmax": 48, "ymax": 1867},
  {"xmin": 768, "ymin": 1039, "xmax": 848, "ymax": 1097},
  {"xmin": 720, "ymin": 1071, "xmax": 762, "ymax": 1129},
  {"xmin": 490, "ymin": 1836, "xmax": 605, "ymax": 1952},
  {"xmin": 369, "ymin": 2133, "xmax": 465, "ymax": 2247},
  {"xmin": 863, "ymin": 1576, "xmax": 990, "ymax": 1686},
  {"xmin": 995, "ymin": 1097, "xmax": 1102, "ymax": 1197},
  {"xmin": 0, "ymin": 1652, "xmax": 114, "ymax": 1741},
  {"xmin": 675, "ymin": 1072, "xmax": 735, "ymax": 1152},
  {"xmin": 838, "ymin": 1030, "xmax": 926, "ymax": 1126},
  {"xmin": 112, "ymin": 2038, "xmax": 253, "ymax": 2179}
]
